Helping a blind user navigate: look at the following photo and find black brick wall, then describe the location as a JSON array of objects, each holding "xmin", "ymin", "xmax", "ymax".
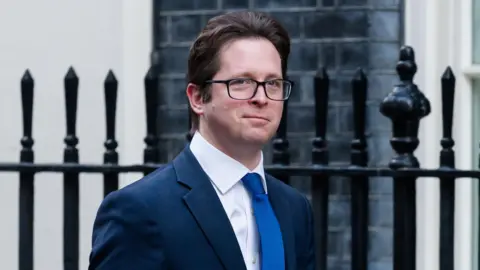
[{"xmin": 152, "ymin": 0, "xmax": 402, "ymax": 268}]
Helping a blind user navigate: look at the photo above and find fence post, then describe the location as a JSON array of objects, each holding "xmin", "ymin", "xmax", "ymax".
[
  {"xmin": 19, "ymin": 70, "xmax": 34, "ymax": 270},
  {"xmin": 311, "ymin": 67, "xmax": 329, "ymax": 269},
  {"xmin": 439, "ymin": 67, "xmax": 456, "ymax": 270},
  {"xmin": 103, "ymin": 70, "xmax": 119, "ymax": 197},
  {"xmin": 380, "ymin": 46, "xmax": 431, "ymax": 270},
  {"xmin": 63, "ymin": 67, "xmax": 80, "ymax": 270},
  {"xmin": 350, "ymin": 68, "xmax": 369, "ymax": 270}
]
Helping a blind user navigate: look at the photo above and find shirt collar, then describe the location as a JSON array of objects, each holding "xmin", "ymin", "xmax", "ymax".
[{"xmin": 189, "ymin": 131, "xmax": 267, "ymax": 195}]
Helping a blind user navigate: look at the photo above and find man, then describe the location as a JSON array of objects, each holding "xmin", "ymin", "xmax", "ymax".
[{"xmin": 88, "ymin": 10, "xmax": 316, "ymax": 270}]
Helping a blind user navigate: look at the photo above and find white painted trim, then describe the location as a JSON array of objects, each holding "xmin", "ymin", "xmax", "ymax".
[
  {"xmin": 463, "ymin": 65, "xmax": 480, "ymax": 77},
  {"xmin": 405, "ymin": 0, "xmax": 475, "ymax": 269},
  {"xmin": 453, "ymin": 0, "xmax": 475, "ymax": 269},
  {"xmin": 120, "ymin": 0, "xmax": 153, "ymax": 187}
]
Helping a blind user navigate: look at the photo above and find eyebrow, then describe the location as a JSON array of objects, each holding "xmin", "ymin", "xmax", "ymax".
[{"xmin": 231, "ymin": 72, "xmax": 283, "ymax": 80}]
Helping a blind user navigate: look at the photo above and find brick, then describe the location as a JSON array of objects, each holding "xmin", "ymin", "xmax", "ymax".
[
  {"xmin": 327, "ymin": 259, "xmax": 350, "ymax": 270},
  {"xmin": 287, "ymin": 105, "xmax": 337, "ymax": 134},
  {"xmin": 339, "ymin": 0, "xmax": 368, "ymax": 5},
  {"xmin": 370, "ymin": 177, "xmax": 393, "ymax": 194},
  {"xmin": 328, "ymin": 199, "xmax": 350, "ymax": 227},
  {"xmin": 287, "ymin": 74, "xmax": 317, "ymax": 104},
  {"xmin": 294, "ymin": 135, "xmax": 317, "ymax": 164},
  {"xmin": 367, "ymin": 73, "xmax": 399, "ymax": 101},
  {"xmin": 304, "ymin": 11, "xmax": 368, "ymax": 39},
  {"xmin": 222, "ymin": 0, "xmax": 249, "ymax": 8},
  {"xmin": 156, "ymin": 0, "xmax": 217, "ymax": 11},
  {"xmin": 170, "ymin": 15, "xmax": 203, "ymax": 42},
  {"xmin": 366, "ymin": 103, "xmax": 391, "ymax": 133},
  {"xmin": 371, "ymin": 0, "xmax": 401, "ymax": 8},
  {"xmin": 322, "ymin": 0, "xmax": 335, "ymax": 6},
  {"xmin": 369, "ymin": 43, "xmax": 400, "ymax": 70},
  {"xmin": 369, "ymin": 11, "xmax": 400, "ymax": 41},
  {"xmin": 368, "ymin": 229, "xmax": 393, "ymax": 260},
  {"xmin": 288, "ymin": 42, "xmax": 319, "ymax": 71},
  {"xmin": 369, "ymin": 261, "xmax": 393, "ymax": 270},
  {"xmin": 201, "ymin": 12, "xmax": 225, "ymax": 25},
  {"xmin": 269, "ymin": 12, "xmax": 302, "ymax": 39},
  {"xmin": 156, "ymin": 16, "xmax": 169, "ymax": 43},
  {"xmin": 157, "ymin": 137, "xmax": 190, "ymax": 162},
  {"xmin": 327, "ymin": 230, "xmax": 347, "ymax": 256},
  {"xmin": 367, "ymin": 133, "xmax": 394, "ymax": 166},
  {"xmin": 157, "ymin": 46, "xmax": 189, "ymax": 74},
  {"xmin": 254, "ymin": 0, "xmax": 316, "ymax": 8},
  {"xmin": 327, "ymin": 138, "xmax": 351, "ymax": 162},
  {"xmin": 319, "ymin": 43, "xmax": 337, "ymax": 69},
  {"xmin": 159, "ymin": 137, "xmax": 189, "ymax": 161},
  {"xmin": 329, "ymin": 176, "xmax": 350, "ymax": 195},
  {"xmin": 369, "ymin": 198, "xmax": 393, "ymax": 227},
  {"xmin": 158, "ymin": 78, "xmax": 188, "ymax": 107},
  {"xmin": 285, "ymin": 75, "xmax": 303, "ymax": 103},
  {"xmin": 337, "ymin": 104, "xmax": 354, "ymax": 134},
  {"xmin": 157, "ymin": 107, "xmax": 189, "ymax": 134},
  {"xmin": 328, "ymin": 74, "xmax": 355, "ymax": 102},
  {"xmin": 339, "ymin": 42, "xmax": 369, "ymax": 70},
  {"xmin": 279, "ymin": 136, "xmax": 303, "ymax": 164}
]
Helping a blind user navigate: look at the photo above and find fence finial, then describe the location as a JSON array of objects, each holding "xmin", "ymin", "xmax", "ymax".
[
  {"xmin": 143, "ymin": 66, "xmax": 159, "ymax": 172},
  {"xmin": 312, "ymin": 67, "xmax": 329, "ymax": 166},
  {"xmin": 21, "ymin": 69, "xmax": 34, "ymax": 157},
  {"xmin": 379, "ymin": 45, "xmax": 431, "ymax": 169}
]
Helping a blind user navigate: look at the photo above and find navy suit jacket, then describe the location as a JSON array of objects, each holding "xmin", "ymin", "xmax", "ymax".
[{"xmin": 88, "ymin": 146, "xmax": 316, "ymax": 270}]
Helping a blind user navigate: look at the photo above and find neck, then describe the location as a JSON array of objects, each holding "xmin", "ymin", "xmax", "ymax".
[{"xmin": 198, "ymin": 127, "xmax": 262, "ymax": 171}]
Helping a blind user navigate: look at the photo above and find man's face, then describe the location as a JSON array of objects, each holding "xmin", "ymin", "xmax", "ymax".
[{"xmin": 199, "ymin": 37, "xmax": 285, "ymax": 148}]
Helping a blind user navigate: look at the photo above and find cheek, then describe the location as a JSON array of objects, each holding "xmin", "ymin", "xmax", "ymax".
[
  {"xmin": 207, "ymin": 99, "xmax": 243, "ymax": 123},
  {"xmin": 271, "ymin": 104, "xmax": 284, "ymax": 123}
]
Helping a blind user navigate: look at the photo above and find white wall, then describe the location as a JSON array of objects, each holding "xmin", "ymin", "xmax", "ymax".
[{"xmin": 0, "ymin": 1, "xmax": 151, "ymax": 269}]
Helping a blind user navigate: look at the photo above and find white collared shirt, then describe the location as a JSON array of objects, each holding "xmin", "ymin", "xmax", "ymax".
[{"xmin": 189, "ymin": 131, "xmax": 266, "ymax": 270}]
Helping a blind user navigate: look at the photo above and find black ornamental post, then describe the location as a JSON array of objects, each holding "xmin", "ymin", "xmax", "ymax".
[{"xmin": 380, "ymin": 46, "xmax": 431, "ymax": 270}]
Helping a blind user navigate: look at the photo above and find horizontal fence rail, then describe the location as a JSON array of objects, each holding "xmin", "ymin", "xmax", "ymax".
[{"xmin": 0, "ymin": 45, "xmax": 463, "ymax": 270}]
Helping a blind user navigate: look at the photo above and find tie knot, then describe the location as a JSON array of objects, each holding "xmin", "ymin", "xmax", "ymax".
[{"xmin": 241, "ymin": 173, "xmax": 265, "ymax": 196}]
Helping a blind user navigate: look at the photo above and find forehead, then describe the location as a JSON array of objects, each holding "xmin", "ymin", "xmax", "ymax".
[{"xmin": 216, "ymin": 38, "xmax": 283, "ymax": 78}]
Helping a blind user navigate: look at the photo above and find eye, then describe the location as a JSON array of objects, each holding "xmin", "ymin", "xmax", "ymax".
[
  {"xmin": 230, "ymin": 78, "xmax": 254, "ymax": 85},
  {"xmin": 266, "ymin": 79, "xmax": 282, "ymax": 88}
]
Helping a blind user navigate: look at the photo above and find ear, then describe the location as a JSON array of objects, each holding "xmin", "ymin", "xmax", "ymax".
[{"xmin": 186, "ymin": 83, "xmax": 204, "ymax": 116}]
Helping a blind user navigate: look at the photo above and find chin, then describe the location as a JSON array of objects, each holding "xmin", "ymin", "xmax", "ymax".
[{"xmin": 241, "ymin": 130, "xmax": 274, "ymax": 145}]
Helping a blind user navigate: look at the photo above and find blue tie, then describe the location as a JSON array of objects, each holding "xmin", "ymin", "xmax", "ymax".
[{"xmin": 242, "ymin": 173, "xmax": 285, "ymax": 270}]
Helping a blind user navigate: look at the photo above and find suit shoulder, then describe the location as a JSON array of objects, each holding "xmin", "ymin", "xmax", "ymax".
[{"xmin": 104, "ymin": 163, "xmax": 177, "ymax": 205}]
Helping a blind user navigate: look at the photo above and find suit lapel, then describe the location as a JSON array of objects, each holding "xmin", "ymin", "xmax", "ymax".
[
  {"xmin": 173, "ymin": 147, "xmax": 247, "ymax": 270},
  {"xmin": 266, "ymin": 175, "xmax": 296, "ymax": 270}
]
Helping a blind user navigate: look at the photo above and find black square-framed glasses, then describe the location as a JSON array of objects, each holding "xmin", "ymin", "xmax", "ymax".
[{"xmin": 203, "ymin": 78, "xmax": 293, "ymax": 101}]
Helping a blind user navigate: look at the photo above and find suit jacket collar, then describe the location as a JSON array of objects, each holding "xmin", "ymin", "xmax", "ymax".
[
  {"xmin": 173, "ymin": 146, "xmax": 247, "ymax": 270},
  {"xmin": 173, "ymin": 146, "xmax": 296, "ymax": 270}
]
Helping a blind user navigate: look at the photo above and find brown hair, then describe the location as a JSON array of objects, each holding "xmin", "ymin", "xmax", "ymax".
[{"xmin": 187, "ymin": 10, "xmax": 291, "ymax": 130}]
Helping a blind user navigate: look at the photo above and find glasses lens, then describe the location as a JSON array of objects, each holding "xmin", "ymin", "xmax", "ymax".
[
  {"xmin": 228, "ymin": 79, "xmax": 291, "ymax": 100},
  {"xmin": 228, "ymin": 79, "xmax": 257, "ymax": 99},
  {"xmin": 265, "ymin": 79, "xmax": 291, "ymax": 100}
]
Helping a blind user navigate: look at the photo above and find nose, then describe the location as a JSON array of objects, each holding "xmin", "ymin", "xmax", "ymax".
[{"xmin": 249, "ymin": 85, "xmax": 268, "ymax": 106}]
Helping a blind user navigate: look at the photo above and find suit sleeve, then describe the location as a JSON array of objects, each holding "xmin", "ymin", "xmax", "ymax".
[
  {"xmin": 88, "ymin": 189, "xmax": 166, "ymax": 270},
  {"xmin": 300, "ymin": 194, "xmax": 316, "ymax": 270}
]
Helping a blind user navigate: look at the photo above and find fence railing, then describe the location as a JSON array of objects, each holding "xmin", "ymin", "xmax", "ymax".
[{"xmin": 0, "ymin": 45, "xmax": 469, "ymax": 270}]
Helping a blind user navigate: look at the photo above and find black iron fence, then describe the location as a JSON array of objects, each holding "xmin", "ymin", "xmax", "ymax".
[{"xmin": 0, "ymin": 45, "xmax": 468, "ymax": 270}]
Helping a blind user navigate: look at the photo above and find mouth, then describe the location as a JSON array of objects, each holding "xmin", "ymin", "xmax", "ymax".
[{"xmin": 243, "ymin": 115, "xmax": 270, "ymax": 122}]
